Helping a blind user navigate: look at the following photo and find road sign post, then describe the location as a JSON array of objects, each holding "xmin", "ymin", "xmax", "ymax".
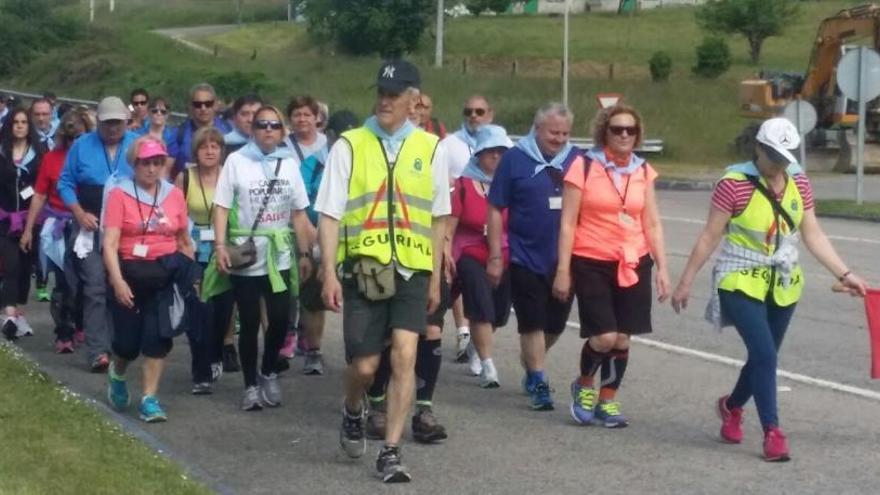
[
  {"xmin": 836, "ymin": 47, "xmax": 880, "ymax": 205},
  {"xmin": 782, "ymin": 99, "xmax": 817, "ymax": 169}
]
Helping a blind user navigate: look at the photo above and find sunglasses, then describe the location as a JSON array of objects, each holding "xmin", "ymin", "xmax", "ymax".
[
  {"xmin": 150, "ymin": 108, "xmax": 168, "ymax": 115},
  {"xmin": 191, "ymin": 100, "xmax": 215, "ymax": 109},
  {"xmin": 463, "ymin": 108, "xmax": 488, "ymax": 117},
  {"xmin": 138, "ymin": 157, "xmax": 166, "ymax": 167},
  {"xmin": 608, "ymin": 125, "xmax": 639, "ymax": 136},
  {"xmin": 254, "ymin": 120, "xmax": 283, "ymax": 131},
  {"xmin": 131, "ymin": 100, "xmax": 148, "ymax": 106}
]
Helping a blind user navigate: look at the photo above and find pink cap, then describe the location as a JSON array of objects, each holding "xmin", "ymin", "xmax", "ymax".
[{"xmin": 137, "ymin": 140, "xmax": 168, "ymax": 160}]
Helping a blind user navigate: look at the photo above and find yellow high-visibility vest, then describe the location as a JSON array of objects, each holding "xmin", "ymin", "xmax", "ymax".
[{"xmin": 337, "ymin": 126, "xmax": 438, "ymax": 272}]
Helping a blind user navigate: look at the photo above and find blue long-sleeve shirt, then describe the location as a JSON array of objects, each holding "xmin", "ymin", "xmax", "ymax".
[{"xmin": 57, "ymin": 131, "xmax": 138, "ymax": 213}]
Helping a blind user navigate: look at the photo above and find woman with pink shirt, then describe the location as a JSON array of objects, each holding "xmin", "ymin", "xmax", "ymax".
[
  {"xmin": 102, "ymin": 136, "xmax": 195, "ymax": 423},
  {"xmin": 447, "ymin": 124, "xmax": 512, "ymax": 389},
  {"xmin": 554, "ymin": 104, "xmax": 669, "ymax": 428}
]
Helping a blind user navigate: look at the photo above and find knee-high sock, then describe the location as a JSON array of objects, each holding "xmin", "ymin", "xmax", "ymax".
[
  {"xmin": 599, "ymin": 349, "xmax": 629, "ymax": 401},
  {"xmin": 415, "ymin": 338, "xmax": 442, "ymax": 408},
  {"xmin": 579, "ymin": 340, "xmax": 608, "ymax": 386}
]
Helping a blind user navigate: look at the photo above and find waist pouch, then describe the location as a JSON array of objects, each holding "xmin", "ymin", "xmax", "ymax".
[
  {"xmin": 352, "ymin": 257, "xmax": 396, "ymax": 301},
  {"xmin": 122, "ymin": 258, "xmax": 172, "ymax": 293},
  {"xmin": 226, "ymin": 238, "xmax": 257, "ymax": 270}
]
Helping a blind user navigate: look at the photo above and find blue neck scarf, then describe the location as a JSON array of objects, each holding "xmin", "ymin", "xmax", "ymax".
[
  {"xmin": 726, "ymin": 160, "xmax": 804, "ymax": 177},
  {"xmin": 224, "ymin": 128, "xmax": 249, "ymax": 147},
  {"xmin": 517, "ymin": 127, "xmax": 573, "ymax": 177},
  {"xmin": 454, "ymin": 124, "xmax": 478, "ymax": 150},
  {"xmin": 462, "ymin": 158, "xmax": 493, "ymax": 184},
  {"xmin": 239, "ymin": 140, "xmax": 292, "ymax": 180},
  {"xmin": 586, "ymin": 147, "xmax": 645, "ymax": 188},
  {"xmin": 364, "ymin": 116, "xmax": 416, "ymax": 158},
  {"xmin": 13, "ymin": 145, "xmax": 37, "ymax": 176},
  {"xmin": 115, "ymin": 177, "xmax": 174, "ymax": 205}
]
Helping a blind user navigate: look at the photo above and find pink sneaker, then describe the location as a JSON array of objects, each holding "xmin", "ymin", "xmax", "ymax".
[
  {"xmin": 717, "ymin": 395, "xmax": 744, "ymax": 444},
  {"xmin": 55, "ymin": 340, "xmax": 75, "ymax": 354},
  {"xmin": 763, "ymin": 426, "xmax": 790, "ymax": 462},
  {"xmin": 73, "ymin": 328, "xmax": 86, "ymax": 345},
  {"xmin": 279, "ymin": 332, "xmax": 296, "ymax": 360}
]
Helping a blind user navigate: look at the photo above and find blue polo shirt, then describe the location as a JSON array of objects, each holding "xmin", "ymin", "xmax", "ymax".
[
  {"xmin": 172, "ymin": 117, "xmax": 231, "ymax": 175},
  {"xmin": 57, "ymin": 130, "xmax": 138, "ymax": 215},
  {"xmin": 488, "ymin": 146, "xmax": 581, "ymax": 276}
]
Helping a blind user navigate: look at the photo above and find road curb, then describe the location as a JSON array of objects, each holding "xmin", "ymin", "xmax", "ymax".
[
  {"xmin": 815, "ymin": 212, "xmax": 880, "ymax": 223},
  {"xmin": 655, "ymin": 178, "xmax": 715, "ymax": 191}
]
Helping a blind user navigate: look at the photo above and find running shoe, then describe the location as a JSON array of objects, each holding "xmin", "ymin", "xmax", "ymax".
[
  {"xmin": 36, "ymin": 287, "xmax": 50, "ymax": 302},
  {"xmin": 257, "ymin": 373, "xmax": 281, "ymax": 407},
  {"xmin": 192, "ymin": 382, "xmax": 213, "ymax": 395},
  {"xmin": 303, "ymin": 350, "xmax": 325, "ymax": 375},
  {"xmin": 467, "ymin": 342, "xmax": 482, "ymax": 376},
  {"xmin": 279, "ymin": 332, "xmax": 297, "ymax": 359},
  {"xmin": 241, "ymin": 386, "xmax": 263, "ymax": 411},
  {"xmin": 14, "ymin": 314, "xmax": 33, "ymax": 337},
  {"xmin": 366, "ymin": 405, "xmax": 387, "ymax": 440},
  {"xmin": 763, "ymin": 426, "xmax": 791, "ymax": 462},
  {"xmin": 2, "ymin": 315, "xmax": 18, "ymax": 342},
  {"xmin": 529, "ymin": 381, "xmax": 554, "ymax": 411},
  {"xmin": 412, "ymin": 408, "xmax": 448, "ymax": 444},
  {"xmin": 340, "ymin": 405, "xmax": 367, "ymax": 458},
  {"xmin": 211, "ymin": 362, "xmax": 223, "ymax": 382},
  {"xmin": 376, "ymin": 446, "xmax": 411, "ymax": 483},
  {"xmin": 139, "ymin": 395, "xmax": 167, "ymax": 423},
  {"xmin": 521, "ymin": 374, "xmax": 533, "ymax": 395},
  {"xmin": 107, "ymin": 368, "xmax": 130, "ymax": 411},
  {"xmin": 90, "ymin": 353, "xmax": 110, "ymax": 373},
  {"xmin": 222, "ymin": 344, "xmax": 240, "ymax": 372},
  {"xmin": 73, "ymin": 328, "xmax": 86, "ymax": 346},
  {"xmin": 455, "ymin": 329, "xmax": 470, "ymax": 363},
  {"xmin": 717, "ymin": 395, "xmax": 744, "ymax": 443},
  {"xmin": 55, "ymin": 339, "xmax": 75, "ymax": 354},
  {"xmin": 594, "ymin": 401, "xmax": 629, "ymax": 428},
  {"xmin": 479, "ymin": 360, "xmax": 500, "ymax": 389},
  {"xmin": 569, "ymin": 381, "xmax": 597, "ymax": 425}
]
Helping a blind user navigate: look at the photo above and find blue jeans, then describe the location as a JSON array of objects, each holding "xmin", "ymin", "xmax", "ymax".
[{"xmin": 719, "ymin": 289, "xmax": 796, "ymax": 429}]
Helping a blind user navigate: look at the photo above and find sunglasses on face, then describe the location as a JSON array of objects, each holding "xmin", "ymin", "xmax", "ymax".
[
  {"xmin": 150, "ymin": 108, "xmax": 168, "ymax": 115},
  {"xmin": 131, "ymin": 100, "xmax": 148, "ymax": 106},
  {"xmin": 463, "ymin": 107, "xmax": 487, "ymax": 117},
  {"xmin": 608, "ymin": 125, "xmax": 639, "ymax": 137},
  {"xmin": 254, "ymin": 120, "xmax": 283, "ymax": 131},
  {"xmin": 191, "ymin": 100, "xmax": 215, "ymax": 109},
  {"xmin": 138, "ymin": 158, "xmax": 166, "ymax": 168}
]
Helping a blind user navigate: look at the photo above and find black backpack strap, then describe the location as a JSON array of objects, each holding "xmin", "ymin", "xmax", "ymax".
[
  {"xmin": 183, "ymin": 167, "xmax": 190, "ymax": 200},
  {"xmin": 746, "ymin": 174, "xmax": 796, "ymax": 232}
]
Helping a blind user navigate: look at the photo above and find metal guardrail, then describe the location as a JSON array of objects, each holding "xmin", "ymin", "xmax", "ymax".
[
  {"xmin": 510, "ymin": 135, "xmax": 665, "ymax": 154},
  {"xmin": 0, "ymin": 88, "xmax": 189, "ymax": 121}
]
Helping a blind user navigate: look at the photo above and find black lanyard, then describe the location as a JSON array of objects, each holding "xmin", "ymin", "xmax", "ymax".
[
  {"xmin": 104, "ymin": 145, "xmax": 122, "ymax": 175},
  {"xmin": 605, "ymin": 168, "xmax": 632, "ymax": 213},
  {"xmin": 195, "ymin": 167, "xmax": 214, "ymax": 225},
  {"xmin": 132, "ymin": 180, "xmax": 159, "ymax": 240}
]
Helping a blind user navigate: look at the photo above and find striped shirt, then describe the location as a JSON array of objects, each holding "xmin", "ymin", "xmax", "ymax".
[{"xmin": 711, "ymin": 175, "xmax": 814, "ymax": 216}]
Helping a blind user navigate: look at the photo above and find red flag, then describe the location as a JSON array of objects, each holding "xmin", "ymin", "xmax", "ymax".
[{"xmin": 863, "ymin": 289, "xmax": 880, "ymax": 379}]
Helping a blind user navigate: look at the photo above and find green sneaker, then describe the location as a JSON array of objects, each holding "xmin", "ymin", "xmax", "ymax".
[
  {"xmin": 36, "ymin": 287, "xmax": 50, "ymax": 302},
  {"xmin": 107, "ymin": 367, "xmax": 130, "ymax": 411},
  {"xmin": 139, "ymin": 395, "xmax": 167, "ymax": 423},
  {"xmin": 594, "ymin": 401, "xmax": 629, "ymax": 428}
]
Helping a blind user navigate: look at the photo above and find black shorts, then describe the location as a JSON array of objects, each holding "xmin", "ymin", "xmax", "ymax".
[
  {"xmin": 510, "ymin": 263, "xmax": 573, "ymax": 335},
  {"xmin": 426, "ymin": 276, "xmax": 452, "ymax": 328},
  {"xmin": 342, "ymin": 271, "xmax": 428, "ymax": 360},
  {"xmin": 572, "ymin": 255, "xmax": 654, "ymax": 338},
  {"xmin": 456, "ymin": 256, "xmax": 511, "ymax": 327},
  {"xmin": 299, "ymin": 274, "xmax": 327, "ymax": 312}
]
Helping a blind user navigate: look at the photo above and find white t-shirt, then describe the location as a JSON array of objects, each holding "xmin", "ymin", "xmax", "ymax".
[
  {"xmin": 286, "ymin": 132, "xmax": 327, "ymax": 159},
  {"xmin": 214, "ymin": 150, "xmax": 310, "ymax": 277},
  {"xmin": 437, "ymin": 132, "xmax": 473, "ymax": 180},
  {"xmin": 314, "ymin": 131, "xmax": 451, "ymax": 220}
]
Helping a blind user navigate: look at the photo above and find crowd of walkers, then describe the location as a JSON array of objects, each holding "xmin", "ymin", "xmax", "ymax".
[{"xmin": 0, "ymin": 58, "xmax": 869, "ymax": 482}]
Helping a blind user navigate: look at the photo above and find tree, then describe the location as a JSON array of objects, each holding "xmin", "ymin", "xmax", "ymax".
[
  {"xmin": 695, "ymin": 0, "xmax": 799, "ymax": 65},
  {"xmin": 305, "ymin": 0, "xmax": 432, "ymax": 57}
]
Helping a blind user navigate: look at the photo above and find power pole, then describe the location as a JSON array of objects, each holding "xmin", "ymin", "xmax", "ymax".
[
  {"xmin": 235, "ymin": 0, "xmax": 243, "ymax": 25},
  {"xmin": 562, "ymin": 0, "xmax": 570, "ymax": 107},
  {"xmin": 90, "ymin": 0, "xmax": 95, "ymax": 22},
  {"xmin": 435, "ymin": 0, "xmax": 444, "ymax": 68},
  {"xmin": 110, "ymin": 0, "xmax": 115, "ymax": 13}
]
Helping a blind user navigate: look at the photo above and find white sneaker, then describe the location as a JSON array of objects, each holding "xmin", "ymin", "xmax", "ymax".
[
  {"xmin": 467, "ymin": 342, "xmax": 482, "ymax": 376},
  {"xmin": 211, "ymin": 362, "xmax": 224, "ymax": 382},
  {"xmin": 15, "ymin": 314, "xmax": 33, "ymax": 337},
  {"xmin": 455, "ymin": 328, "xmax": 470, "ymax": 362},
  {"xmin": 479, "ymin": 359, "xmax": 500, "ymax": 389},
  {"xmin": 1, "ymin": 314, "xmax": 17, "ymax": 341}
]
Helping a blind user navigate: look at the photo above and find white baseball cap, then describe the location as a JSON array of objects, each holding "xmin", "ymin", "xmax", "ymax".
[
  {"xmin": 756, "ymin": 117, "xmax": 800, "ymax": 165},
  {"xmin": 96, "ymin": 96, "xmax": 130, "ymax": 122}
]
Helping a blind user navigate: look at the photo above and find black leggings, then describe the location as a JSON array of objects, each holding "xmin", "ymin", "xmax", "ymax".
[
  {"xmin": 0, "ymin": 236, "xmax": 33, "ymax": 308},
  {"xmin": 231, "ymin": 272, "xmax": 293, "ymax": 387}
]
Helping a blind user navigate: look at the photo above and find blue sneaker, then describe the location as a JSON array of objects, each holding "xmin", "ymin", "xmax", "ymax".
[
  {"xmin": 529, "ymin": 381, "xmax": 554, "ymax": 411},
  {"xmin": 139, "ymin": 395, "xmax": 167, "ymax": 423},
  {"xmin": 594, "ymin": 401, "xmax": 629, "ymax": 428},
  {"xmin": 570, "ymin": 381, "xmax": 596, "ymax": 425},
  {"xmin": 107, "ymin": 369, "xmax": 130, "ymax": 411},
  {"xmin": 522, "ymin": 375, "xmax": 533, "ymax": 395}
]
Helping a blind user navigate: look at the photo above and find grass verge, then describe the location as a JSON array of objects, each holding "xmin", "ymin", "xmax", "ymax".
[
  {"xmin": 815, "ymin": 199, "xmax": 880, "ymax": 222},
  {"xmin": 0, "ymin": 344, "xmax": 212, "ymax": 495}
]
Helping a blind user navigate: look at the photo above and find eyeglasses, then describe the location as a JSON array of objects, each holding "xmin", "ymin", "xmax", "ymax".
[
  {"xmin": 191, "ymin": 100, "xmax": 215, "ymax": 109},
  {"xmin": 131, "ymin": 100, "xmax": 148, "ymax": 106},
  {"xmin": 463, "ymin": 107, "xmax": 488, "ymax": 117},
  {"xmin": 150, "ymin": 108, "xmax": 168, "ymax": 115},
  {"xmin": 254, "ymin": 120, "xmax": 283, "ymax": 131},
  {"xmin": 608, "ymin": 125, "xmax": 639, "ymax": 136}
]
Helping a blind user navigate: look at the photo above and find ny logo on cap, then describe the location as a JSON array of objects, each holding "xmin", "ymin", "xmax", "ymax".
[{"xmin": 382, "ymin": 65, "xmax": 396, "ymax": 79}]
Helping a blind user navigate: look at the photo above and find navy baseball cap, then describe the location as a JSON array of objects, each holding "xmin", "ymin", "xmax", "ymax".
[{"xmin": 376, "ymin": 59, "xmax": 421, "ymax": 93}]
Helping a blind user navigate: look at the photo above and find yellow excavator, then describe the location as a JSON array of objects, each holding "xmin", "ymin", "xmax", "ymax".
[{"xmin": 737, "ymin": 3, "xmax": 880, "ymax": 170}]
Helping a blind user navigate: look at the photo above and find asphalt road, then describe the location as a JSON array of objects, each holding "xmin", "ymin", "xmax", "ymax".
[{"xmin": 12, "ymin": 183, "xmax": 880, "ymax": 495}]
